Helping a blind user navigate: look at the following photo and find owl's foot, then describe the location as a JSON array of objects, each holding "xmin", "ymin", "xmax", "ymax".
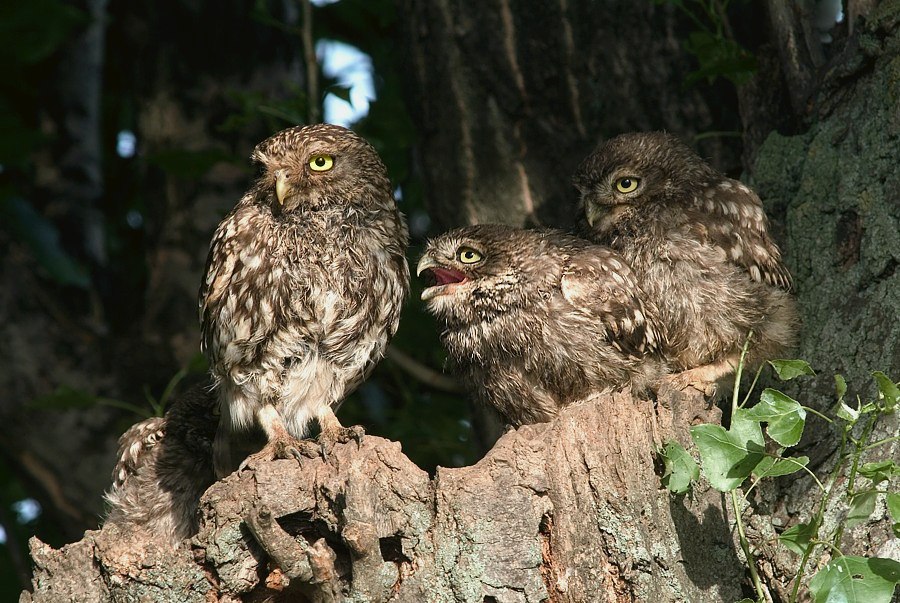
[
  {"xmin": 663, "ymin": 357, "xmax": 742, "ymax": 397},
  {"xmin": 317, "ymin": 423, "xmax": 365, "ymax": 459},
  {"xmin": 237, "ymin": 435, "xmax": 319, "ymax": 472},
  {"xmin": 663, "ymin": 371, "xmax": 719, "ymax": 397}
]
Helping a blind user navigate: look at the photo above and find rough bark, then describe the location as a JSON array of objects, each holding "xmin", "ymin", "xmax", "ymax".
[
  {"xmin": 742, "ymin": 4, "xmax": 900, "ymax": 587},
  {"xmin": 396, "ymin": 0, "xmax": 736, "ymax": 231},
  {"xmin": 751, "ymin": 0, "xmax": 900, "ymax": 446},
  {"xmin": 23, "ymin": 387, "xmax": 761, "ymax": 603}
]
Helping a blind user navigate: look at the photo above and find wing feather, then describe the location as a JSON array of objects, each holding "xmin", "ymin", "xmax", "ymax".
[
  {"xmin": 560, "ymin": 248, "xmax": 662, "ymax": 358},
  {"xmin": 689, "ymin": 180, "xmax": 793, "ymax": 291}
]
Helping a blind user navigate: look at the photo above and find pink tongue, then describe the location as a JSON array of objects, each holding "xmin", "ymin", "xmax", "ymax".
[{"xmin": 432, "ymin": 267, "xmax": 467, "ymax": 285}]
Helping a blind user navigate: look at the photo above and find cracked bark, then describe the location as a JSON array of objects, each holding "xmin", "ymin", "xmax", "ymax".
[{"xmin": 22, "ymin": 388, "xmax": 757, "ymax": 602}]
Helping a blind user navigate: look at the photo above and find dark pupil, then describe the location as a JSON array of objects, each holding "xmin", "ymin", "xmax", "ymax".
[
  {"xmin": 621, "ymin": 178, "xmax": 632, "ymax": 188},
  {"xmin": 315, "ymin": 157, "xmax": 326, "ymax": 166}
]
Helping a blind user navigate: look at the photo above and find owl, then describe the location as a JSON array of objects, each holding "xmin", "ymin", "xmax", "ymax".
[
  {"xmin": 199, "ymin": 124, "xmax": 409, "ymax": 477},
  {"xmin": 417, "ymin": 224, "xmax": 666, "ymax": 426},
  {"xmin": 573, "ymin": 131, "xmax": 797, "ymax": 392},
  {"xmin": 104, "ymin": 385, "xmax": 217, "ymax": 547}
]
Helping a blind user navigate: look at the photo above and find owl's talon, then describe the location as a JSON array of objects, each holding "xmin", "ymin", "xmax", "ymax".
[
  {"xmin": 662, "ymin": 372, "xmax": 718, "ymax": 398},
  {"xmin": 317, "ymin": 424, "xmax": 365, "ymax": 459},
  {"xmin": 237, "ymin": 435, "xmax": 315, "ymax": 472}
]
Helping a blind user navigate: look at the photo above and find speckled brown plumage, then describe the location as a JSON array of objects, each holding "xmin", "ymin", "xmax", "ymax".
[
  {"xmin": 199, "ymin": 124, "xmax": 409, "ymax": 477},
  {"xmin": 573, "ymin": 131, "xmax": 798, "ymax": 391},
  {"xmin": 418, "ymin": 224, "xmax": 666, "ymax": 426},
  {"xmin": 104, "ymin": 385, "xmax": 217, "ymax": 548}
]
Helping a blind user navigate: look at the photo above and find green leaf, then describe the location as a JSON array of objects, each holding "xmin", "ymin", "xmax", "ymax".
[
  {"xmin": 147, "ymin": 148, "xmax": 235, "ymax": 179},
  {"xmin": 835, "ymin": 374, "xmax": 847, "ymax": 402},
  {"xmin": 0, "ymin": 0, "xmax": 87, "ymax": 65},
  {"xmin": 872, "ymin": 372, "xmax": 899, "ymax": 411},
  {"xmin": 683, "ymin": 31, "xmax": 757, "ymax": 86},
  {"xmin": 690, "ymin": 416, "xmax": 765, "ymax": 492},
  {"xmin": 660, "ymin": 440, "xmax": 699, "ymax": 494},
  {"xmin": 846, "ymin": 492, "xmax": 879, "ymax": 528},
  {"xmin": 837, "ymin": 400, "xmax": 861, "ymax": 423},
  {"xmin": 0, "ymin": 196, "xmax": 90, "ymax": 288},
  {"xmin": 887, "ymin": 493, "xmax": 900, "ymax": 538},
  {"xmin": 187, "ymin": 352, "xmax": 209, "ymax": 374},
  {"xmin": 809, "ymin": 556, "xmax": 900, "ymax": 603},
  {"xmin": 887, "ymin": 493, "xmax": 900, "ymax": 521},
  {"xmin": 753, "ymin": 455, "xmax": 809, "ymax": 479},
  {"xmin": 730, "ymin": 407, "xmax": 766, "ymax": 448},
  {"xmin": 779, "ymin": 521, "xmax": 815, "ymax": 556},
  {"xmin": 858, "ymin": 461, "xmax": 900, "ymax": 484},
  {"xmin": 744, "ymin": 389, "xmax": 807, "ymax": 447},
  {"xmin": 327, "ymin": 84, "xmax": 353, "ymax": 103},
  {"xmin": 30, "ymin": 386, "xmax": 98, "ymax": 410},
  {"xmin": 769, "ymin": 359, "xmax": 816, "ymax": 381}
]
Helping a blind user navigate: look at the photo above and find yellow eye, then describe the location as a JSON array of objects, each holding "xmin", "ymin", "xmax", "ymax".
[
  {"xmin": 309, "ymin": 154, "xmax": 334, "ymax": 172},
  {"xmin": 615, "ymin": 177, "xmax": 640, "ymax": 193},
  {"xmin": 457, "ymin": 247, "xmax": 483, "ymax": 264}
]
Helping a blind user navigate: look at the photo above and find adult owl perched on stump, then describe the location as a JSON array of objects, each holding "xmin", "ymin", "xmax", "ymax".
[
  {"xmin": 418, "ymin": 224, "xmax": 666, "ymax": 426},
  {"xmin": 104, "ymin": 385, "xmax": 217, "ymax": 547},
  {"xmin": 200, "ymin": 124, "xmax": 409, "ymax": 477},
  {"xmin": 573, "ymin": 132, "xmax": 797, "ymax": 392}
]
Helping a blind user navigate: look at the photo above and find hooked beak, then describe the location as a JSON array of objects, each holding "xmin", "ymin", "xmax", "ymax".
[
  {"xmin": 584, "ymin": 201, "xmax": 602, "ymax": 228},
  {"xmin": 416, "ymin": 254, "xmax": 469, "ymax": 301},
  {"xmin": 416, "ymin": 254, "xmax": 438, "ymax": 277},
  {"xmin": 275, "ymin": 170, "xmax": 291, "ymax": 206}
]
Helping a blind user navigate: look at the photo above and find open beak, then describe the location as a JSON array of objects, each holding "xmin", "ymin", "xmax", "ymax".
[
  {"xmin": 416, "ymin": 254, "xmax": 469, "ymax": 301},
  {"xmin": 416, "ymin": 254, "xmax": 438, "ymax": 277},
  {"xmin": 275, "ymin": 170, "xmax": 291, "ymax": 206}
]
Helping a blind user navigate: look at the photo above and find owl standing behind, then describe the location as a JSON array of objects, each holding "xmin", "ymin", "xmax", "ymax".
[
  {"xmin": 418, "ymin": 224, "xmax": 666, "ymax": 426},
  {"xmin": 104, "ymin": 385, "xmax": 217, "ymax": 547},
  {"xmin": 200, "ymin": 124, "xmax": 409, "ymax": 477},
  {"xmin": 574, "ymin": 132, "xmax": 797, "ymax": 391}
]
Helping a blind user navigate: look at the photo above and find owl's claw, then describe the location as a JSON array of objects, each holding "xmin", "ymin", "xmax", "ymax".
[
  {"xmin": 661, "ymin": 371, "xmax": 719, "ymax": 397},
  {"xmin": 238, "ymin": 435, "xmax": 318, "ymax": 472},
  {"xmin": 317, "ymin": 424, "xmax": 365, "ymax": 459}
]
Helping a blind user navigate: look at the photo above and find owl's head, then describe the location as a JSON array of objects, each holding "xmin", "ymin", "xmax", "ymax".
[
  {"xmin": 250, "ymin": 123, "xmax": 392, "ymax": 214},
  {"xmin": 573, "ymin": 131, "xmax": 716, "ymax": 235},
  {"xmin": 163, "ymin": 385, "xmax": 219, "ymax": 457},
  {"xmin": 417, "ymin": 224, "xmax": 559, "ymax": 325}
]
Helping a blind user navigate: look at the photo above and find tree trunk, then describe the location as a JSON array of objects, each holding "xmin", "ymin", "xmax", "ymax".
[
  {"xmin": 395, "ymin": 0, "xmax": 736, "ymax": 231},
  {"xmin": 24, "ymin": 388, "xmax": 753, "ymax": 603}
]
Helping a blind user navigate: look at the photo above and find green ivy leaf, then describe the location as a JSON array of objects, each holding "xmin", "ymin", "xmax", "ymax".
[
  {"xmin": 779, "ymin": 521, "xmax": 815, "ymax": 556},
  {"xmin": 887, "ymin": 493, "xmax": 900, "ymax": 538},
  {"xmin": 846, "ymin": 492, "xmax": 879, "ymax": 528},
  {"xmin": 769, "ymin": 359, "xmax": 816, "ymax": 381},
  {"xmin": 809, "ymin": 556, "xmax": 900, "ymax": 603},
  {"xmin": 187, "ymin": 352, "xmax": 209, "ymax": 374},
  {"xmin": 30, "ymin": 386, "xmax": 98, "ymax": 410},
  {"xmin": 753, "ymin": 455, "xmax": 809, "ymax": 479},
  {"xmin": 835, "ymin": 374, "xmax": 847, "ymax": 402},
  {"xmin": 837, "ymin": 400, "xmax": 861, "ymax": 424},
  {"xmin": 146, "ymin": 148, "xmax": 235, "ymax": 179},
  {"xmin": 858, "ymin": 461, "xmax": 900, "ymax": 484},
  {"xmin": 327, "ymin": 84, "xmax": 353, "ymax": 103},
  {"xmin": 690, "ymin": 413, "xmax": 764, "ymax": 492},
  {"xmin": 660, "ymin": 440, "xmax": 699, "ymax": 494},
  {"xmin": 683, "ymin": 31, "xmax": 757, "ymax": 86},
  {"xmin": 872, "ymin": 372, "xmax": 899, "ymax": 411},
  {"xmin": 0, "ymin": 196, "xmax": 91, "ymax": 288},
  {"xmin": 744, "ymin": 389, "xmax": 806, "ymax": 447}
]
